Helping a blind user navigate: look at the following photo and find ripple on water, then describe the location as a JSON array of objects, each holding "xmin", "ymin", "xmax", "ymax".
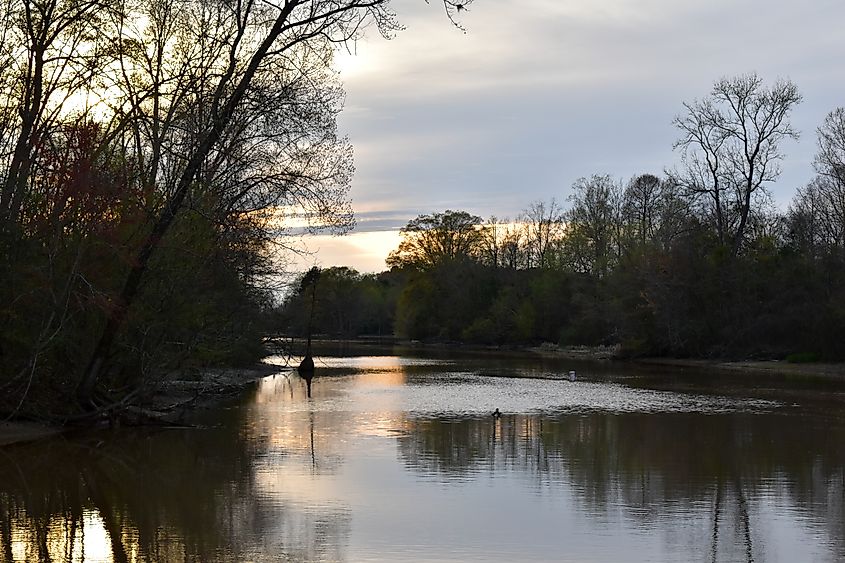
[
  {"xmin": 395, "ymin": 375, "xmax": 779, "ymax": 417},
  {"xmin": 273, "ymin": 369, "xmax": 778, "ymax": 417}
]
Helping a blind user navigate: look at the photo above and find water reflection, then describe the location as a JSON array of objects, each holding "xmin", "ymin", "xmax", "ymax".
[
  {"xmin": 397, "ymin": 411, "xmax": 845, "ymax": 560},
  {"xmin": 2, "ymin": 355, "xmax": 844, "ymax": 562},
  {"xmin": 0, "ymin": 401, "xmax": 350, "ymax": 562}
]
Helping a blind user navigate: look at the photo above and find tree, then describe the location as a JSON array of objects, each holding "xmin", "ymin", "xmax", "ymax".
[
  {"xmin": 815, "ymin": 107, "xmax": 845, "ymax": 187},
  {"xmin": 562, "ymin": 175, "xmax": 622, "ymax": 276},
  {"xmin": 478, "ymin": 215, "xmax": 537, "ymax": 270},
  {"xmin": 478, "ymin": 216, "xmax": 503, "ymax": 269},
  {"xmin": 673, "ymin": 73, "xmax": 801, "ymax": 256},
  {"xmin": 622, "ymin": 174, "xmax": 661, "ymax": 247},
  {"xmin": 788, "ymin": 109, "xmax": 845, "ymax": 256},
  {"xmin": 75, "ymin": 0, "xmax": 479, "ymax": 408},
  {"xmin": 521, "ymin": 199, "xmax": 565, "ymax": 269},
  {"xmin": 0, "ymin": 0, "xmax": 113, "ymax": 231},
  {"xmin": 386, "ymin": 210, "xmax": 484, "ymax": 269}
]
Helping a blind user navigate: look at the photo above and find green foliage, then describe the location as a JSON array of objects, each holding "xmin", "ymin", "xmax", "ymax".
[
  {"xmin": 785, "ymin": 352, "xmax": 820, "ymax": 363},
  {"xmin": 461, "ymin": 317, "xmax": 499, "ymax": 344}
]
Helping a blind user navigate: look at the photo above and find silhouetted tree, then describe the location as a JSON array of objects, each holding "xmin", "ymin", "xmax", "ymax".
[
  {"xmin": 521, "ymin": 199, "xmax": 565, "ymax": 269},
  {"xmin": 0, "ymin": 0, "xmax": 480, "ymax": 420},
  {"xmin": 387, "ymin": 210, "xmax": 484, "ymax": 270}
]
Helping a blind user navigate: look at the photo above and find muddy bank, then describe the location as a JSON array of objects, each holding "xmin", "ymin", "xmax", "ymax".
[
  {"xmin": 155, "ymin": 362, "xmax": 288, "ymax": 409},
  {"xmin": 527, "ymin": 344, "xmax": 620, "ymax": 361},
  {"xmin": 524, "ymin": 343, "xmax": 845, "ymax": 380},
  {"xmin": 287, "ymin": 337, "xmax": 622, "ymax": 361},
  {"xmin": 634, "ymin": 357, "xmax": 845, "ymax": 380},
  {"xmin": 0, "ymin": 362, "xmax": 290, "ymax": 447}
]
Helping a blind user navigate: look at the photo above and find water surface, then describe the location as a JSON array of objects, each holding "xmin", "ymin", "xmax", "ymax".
[{"xmin": 2, "ymin": 353, "xmax": 844, "ymax": 562}]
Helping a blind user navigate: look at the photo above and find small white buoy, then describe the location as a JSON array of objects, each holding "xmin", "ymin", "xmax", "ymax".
[{"xmin": 568, "ymin": 370, "xmax": 576, "ymax": 382}]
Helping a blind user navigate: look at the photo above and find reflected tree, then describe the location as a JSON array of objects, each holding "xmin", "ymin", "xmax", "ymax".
[
  {"xmin": 0, "ymin": 404, "xmax": 351, "ymax": 561},
  {"xmin": 397, "ymin": 409, "xmax": 845, "ymax": 559}
]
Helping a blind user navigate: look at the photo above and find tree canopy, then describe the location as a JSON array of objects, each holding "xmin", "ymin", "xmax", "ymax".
[{"xmin": 386, "ymin": 210, "xmax": 484, "ymax": 269}]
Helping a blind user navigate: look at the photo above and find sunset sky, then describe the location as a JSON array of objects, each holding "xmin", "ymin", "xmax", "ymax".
[{"xmin": 289, "ymin": 0, "xmax": 845, "ymax": 273}]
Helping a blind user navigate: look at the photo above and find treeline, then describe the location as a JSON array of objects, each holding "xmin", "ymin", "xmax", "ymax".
[{"xmin": 279, "ymin": 75, "xmax": 845, "ymax": 360}]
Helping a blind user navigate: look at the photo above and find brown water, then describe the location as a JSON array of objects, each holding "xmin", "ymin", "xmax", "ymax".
[{"xmin": 2, "ymin": 352, "xmax": 844, "ymax": 562}]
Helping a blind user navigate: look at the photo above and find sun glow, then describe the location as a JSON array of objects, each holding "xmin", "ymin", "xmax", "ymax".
[
  {"xmin": 287, "ymin": 229, "xmax": 401, "ymax": 273},
  {"xmin": 332, "ymin": 47, "xmax": 380, "ymax": 79}
]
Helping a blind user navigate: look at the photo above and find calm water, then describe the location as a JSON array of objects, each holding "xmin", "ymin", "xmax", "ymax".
[{"xmin": 2, "ymin": 352, "xmax": 845, "ymax": 562}]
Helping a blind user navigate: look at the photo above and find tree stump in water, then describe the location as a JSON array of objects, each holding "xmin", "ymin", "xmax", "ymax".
[
  {"xmin": 298, "ymin": 355, "xmax": 314, "ymax": 373},
  {"xmin": 298, "ymin": 354, "xmax": 314, "ymax": 397}
]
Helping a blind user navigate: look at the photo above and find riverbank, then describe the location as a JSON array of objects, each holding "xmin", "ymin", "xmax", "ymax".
[
  {"xmin": 634, "ymin": 357, "xmax": 845, "ymax": 380},
  {"xmin": 156, "ymin": 362, "xmax": 287, "ymax": 410},
  {"xmin": 532, "ymin": 344, "xmax": 845, "ymax": 380},
  {"xmin": 299, "ymin": 337, "xmax": 845, "ymax": 380},
  {"xmin": 533, "ymin": 345, "xmax": 845, "ymax": 380},
  {"xmin": 0, "ymin": 361, "xmax": 288, "ymax": 448},
  {"xmin": 7, "ymin": 346, "xmax": 841, "ymax": 447}
]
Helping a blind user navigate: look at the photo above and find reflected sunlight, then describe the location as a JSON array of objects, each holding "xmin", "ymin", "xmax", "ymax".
[{"xmin": 10, "ymin": 510, "xmax": 113, "ymax": 563}]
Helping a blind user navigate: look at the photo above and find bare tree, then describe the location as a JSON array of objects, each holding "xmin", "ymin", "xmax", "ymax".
[
  {"xmin": 815, "ymin": 107, "xmax": 845, "ymax": 187},
  {"xmin": 673, "ymin": 73, "xmax": 801, "ymax": 256},
  {"xmin": 790, "ymin": 108, "xmax": 845, "ymax": 255},
  {"xmin": 0, "ymin": 0, "xmax": 114, "ymax": 231},
  {"xmin": 521, "ymin": 198, "xmax": 564, "ymax": 269},
  {"xmin": 479, "ymin": 215, "xmax": 502, "ymax": 268},
  {"xmin": 499, "ymin": 223, "xmax": 528, "ymax": 270}
]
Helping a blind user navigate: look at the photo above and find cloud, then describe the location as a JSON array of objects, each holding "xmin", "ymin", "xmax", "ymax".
[{"xmin": 299, "ymin": 0, "xmax": 845, "ymax": 272}]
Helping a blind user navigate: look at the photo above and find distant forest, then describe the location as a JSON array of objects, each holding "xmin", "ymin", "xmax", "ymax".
[{"xmin": 278, "ymin": 75, "xmax": 845, "ymax": 361}]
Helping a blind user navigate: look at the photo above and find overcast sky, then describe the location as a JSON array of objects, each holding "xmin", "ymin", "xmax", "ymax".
[{"xmin": 290, "ymin": 0, "xmax": 845, "ymax": 273}]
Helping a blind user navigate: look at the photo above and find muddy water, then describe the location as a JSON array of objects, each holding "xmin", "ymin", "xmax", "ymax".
[{"xmin": 1, "ymin": 353, "xmax": 844, "ymax": 562}]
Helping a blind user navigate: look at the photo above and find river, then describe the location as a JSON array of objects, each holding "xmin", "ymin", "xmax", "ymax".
[{"xmin": 1, "ymin": 351, "xmax": 844, "ymax": 562}]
